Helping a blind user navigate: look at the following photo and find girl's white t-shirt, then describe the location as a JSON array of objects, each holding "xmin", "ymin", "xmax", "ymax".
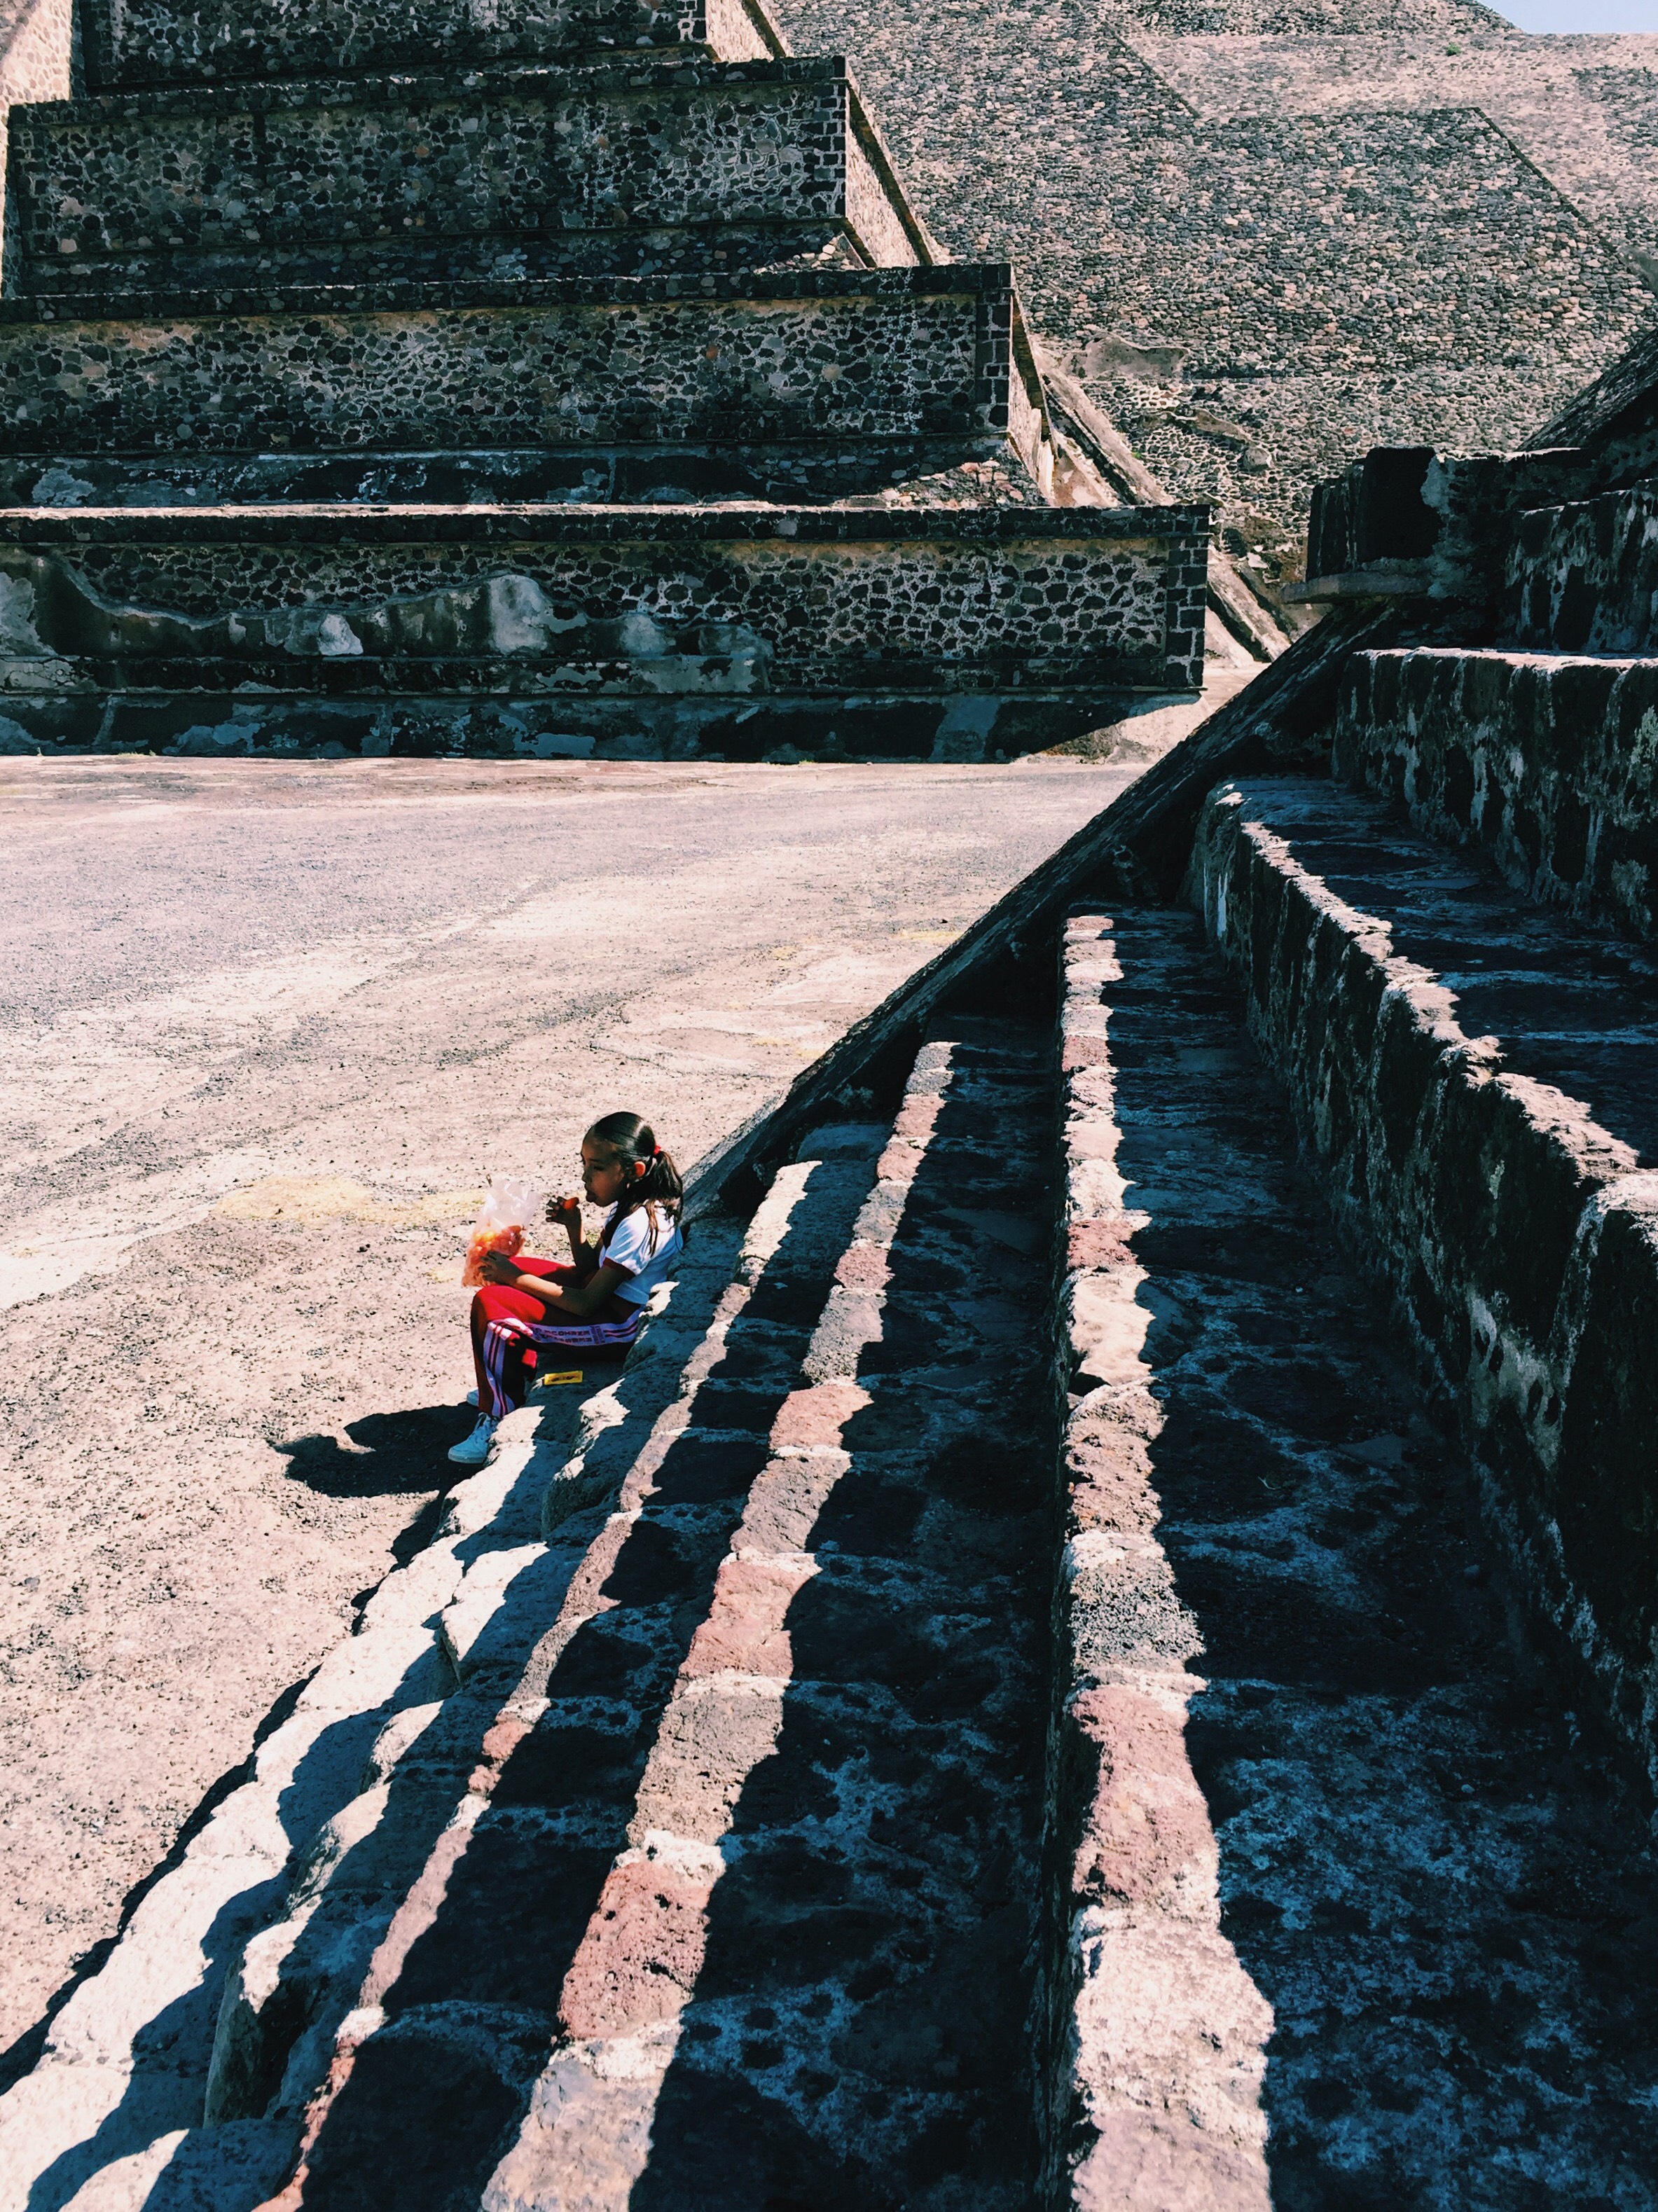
[{"xmin": 600, "ymin": 1202, "xmax": 684, "ymax": 1306}]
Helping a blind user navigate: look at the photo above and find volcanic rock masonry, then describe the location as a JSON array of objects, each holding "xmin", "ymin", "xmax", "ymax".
[{"xmin": 0, "ymin": 0, "xmax": 1213, "ymax": 762}]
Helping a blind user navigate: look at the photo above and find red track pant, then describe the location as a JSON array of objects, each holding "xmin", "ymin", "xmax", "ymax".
[{"xmin": 470, "ymin": 1257, "xmax": 642, "ymax": 1419}]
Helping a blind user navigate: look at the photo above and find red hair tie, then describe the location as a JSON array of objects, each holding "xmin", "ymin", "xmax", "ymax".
[{"xmin": 652, "ymin": 1144, "xmax": 662, "ymax": 1156}]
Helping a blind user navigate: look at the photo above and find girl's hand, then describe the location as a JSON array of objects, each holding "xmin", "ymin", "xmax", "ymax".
[
  {"xmin": 548, "ymin": 1192, "xmax": 584, "ymax": 1231},
  {"xmin": 478, "ymin": 1250, "xmax": 521, "ymax": 1287}
]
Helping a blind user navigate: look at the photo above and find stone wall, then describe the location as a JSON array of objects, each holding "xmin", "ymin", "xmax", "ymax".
[
  {"xmin": 80, "ymin": 0, "xmax": 782, "ymax": 90},
  {"xmin": 0, "ymin": 502, "xmax": 1208, "ymax": 755},
  {"xmin": 8, "ymin": 60, "xmax": 927, "ymax": 293},
  {"xmin": 1505, "ymin": 483, "xmax": 1658, "ymax": 658},
  {"xmin": 0, "ymin": 270, "xmax": 1025, "ymax": 464},
  {"xmin": 0, "ymin": 0, "xmax": 71, "ymax": 282},
  {"xmin": 1333, "ymin": 644, "xmax": 1658, "ymax": 943}
]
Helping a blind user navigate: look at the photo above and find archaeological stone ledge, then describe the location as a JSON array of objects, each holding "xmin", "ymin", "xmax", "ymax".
[
  {"xmin": 1189, "ymin": 777, "xmax": 1658, "ymax": 1796},
  {"xmin": 1334, "ymin": 645, "xmax": 1658, "ymax": 943}
]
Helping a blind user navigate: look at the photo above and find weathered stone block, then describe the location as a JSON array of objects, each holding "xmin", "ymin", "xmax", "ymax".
[
  {"xmin": 82, "ymin": 0, "xmax": 785, "ymax": 91},
  {"xmin": 0, "ymin": 268, "xmax": 1028, "ymax": 465},
  {"xmin": 8, "ymin": 58, "xmax": 927, "ymax": 298},
  {"xmin": 1043, "ymin": 908, "xmax": 1272, "ymax": 2212},
  {"xmin": 0, "ymin": 502, "xmax": 1206, "ymax": 758},
  {"xmin": 1503, "ymin": 482, "xmax": 1658, "ymax": 657},
  {"xmin": 1335, "ymin": 644, "xmax": 1658, "ymax": 941}
]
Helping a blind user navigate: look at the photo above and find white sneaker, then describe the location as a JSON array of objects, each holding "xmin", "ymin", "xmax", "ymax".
[{"xmin": 447, "ymin": 1416, "xmax": 498, "ymax": 1467}]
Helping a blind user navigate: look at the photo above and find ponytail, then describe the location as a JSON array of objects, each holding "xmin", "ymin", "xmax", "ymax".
[{"xmin": 586, "ymin": 1111, "xmax": 685, "ymax": 1256}]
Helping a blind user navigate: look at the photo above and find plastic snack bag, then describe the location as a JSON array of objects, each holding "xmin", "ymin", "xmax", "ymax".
[{"xmin": 462, "ymin": 1175, "xmax": 543, "ymax": 1286}]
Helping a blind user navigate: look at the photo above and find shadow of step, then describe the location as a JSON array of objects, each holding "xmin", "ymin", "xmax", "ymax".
[{"xmin": 186, "ymin": 1121, "xmax": 892, "ymax": 2207}]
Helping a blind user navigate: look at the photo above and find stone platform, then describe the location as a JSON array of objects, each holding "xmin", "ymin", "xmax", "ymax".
[
  {"xmin": 0, "ymin": 502, "xmax": 1208, "ymax": 759},
  {"xmin": 83, "ymin": 0, "xmax": 787, "ymax": 89},
  {"xmin": 0, "ymin": 268, "xmax": 1043, "ymax": 492},
  {"xmin": 7, "ymin": 57, "xmax": 928, "ymax": 294}
]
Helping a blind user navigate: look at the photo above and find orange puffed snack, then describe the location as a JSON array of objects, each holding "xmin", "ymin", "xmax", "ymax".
[
  {"xmin": 460, "ymin": 1175, "xmax": 542, "ymax": 1286},
  {"xmin": 462, "ymin": 1223, "xmax": 524, "ymax": 1287}
]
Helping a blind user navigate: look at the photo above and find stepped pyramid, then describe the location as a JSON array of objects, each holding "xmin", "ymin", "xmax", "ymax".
[
  {"xmin": 0, "ymin": 0, "xmax": 1208, "ymax": 761},
  {"xmin": 780, "ymin": 0, "xmax": 1658, "ymax": 602}
]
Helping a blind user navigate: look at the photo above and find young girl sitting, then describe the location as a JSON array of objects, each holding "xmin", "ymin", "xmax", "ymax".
[{"xmin": 448, "ymin": 1111, "xmax": 685, "ymax": 1467}]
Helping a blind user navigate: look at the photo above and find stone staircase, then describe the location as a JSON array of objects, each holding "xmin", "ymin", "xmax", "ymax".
[
  {"xmin": 8, "ymin": 265, "xmax": 1658, "ymax": 2212},
  {"xmin": 0, "ymin": 0, "xmax": 1211, "ymax": 760}
]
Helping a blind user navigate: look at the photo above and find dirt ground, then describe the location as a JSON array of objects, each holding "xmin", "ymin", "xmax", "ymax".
[{"xmin": 0, "ymin": 750, "xmax": 1147, "ymax": 2072}]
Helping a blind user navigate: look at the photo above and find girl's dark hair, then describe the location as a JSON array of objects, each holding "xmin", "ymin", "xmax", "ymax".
[{"xmin": 586, "ymin": 1112, "xmax": 685, "ymax": 1255}]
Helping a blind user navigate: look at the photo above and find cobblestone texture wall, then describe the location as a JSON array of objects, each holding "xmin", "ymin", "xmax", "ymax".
[
  {"xmin": 1137, "ymin": 28, "xmax": 1658, "ymax": 280},
  {"xmin": 1507, "ymin": 483, "xmax": 1658, "ymax": 660},
  {"xmin": 0, "ymin": 520, "xmax": 1175, "ymax": 672},
  {"xmin": 0, "ymin": 0, "xmax": 1217, "ymax": 754},
  {"xmin": 1333, "ymin": 644, "xmax": 1658, "ymax": 945},
  {"xmin": 0, "ymin": 274, "xmax": 1015, "ymax": 458},
  {"xmin": 773, "ymin": 0, "xmax": 1658, "ymax": 581},
  {"xmin": 10, "ymin": 62, "xmax": 923, "ymax": 295},
  {"xmin": 81, "ymin": 0, "xmax": 778, "ymax": 90},
  {"xmin": 0, "ymin": 505, "xmax": 1206, "ymax": 765}
]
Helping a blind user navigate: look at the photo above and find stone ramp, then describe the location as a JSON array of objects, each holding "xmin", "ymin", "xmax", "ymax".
[{"xmin": 1054, "ymin": 906, "xmax": 1658, "ymax": 2208}]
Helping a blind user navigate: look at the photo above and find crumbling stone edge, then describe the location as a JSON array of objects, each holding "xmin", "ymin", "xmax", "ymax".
[
  {"xmin": 1187, "ymin": 782, "xmax": 1658, "ymax": 1799},
  {"xmin": 1036, "ymin": 911, "xmax": 1271, "ymax": 2212},
  {"xmin": 1335, "ymin": 644, "xmax": 1658, "ymax": 944}
]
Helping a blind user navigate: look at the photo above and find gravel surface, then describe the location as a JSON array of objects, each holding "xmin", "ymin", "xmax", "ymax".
[{"xmin": 0, "ymin": 751, "xmax": 1138, "ymax": 2074}]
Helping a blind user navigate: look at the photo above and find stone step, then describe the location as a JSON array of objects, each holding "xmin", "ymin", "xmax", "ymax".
[
  {"xmin": 1333, "ymin": 645, "xmax": 1658, "ymax": 943},
  {"xmin": 82, "ymin": 0, "xmax": 787, "ymax": 92},
  {"xmin": 0, "ymin": 499, "xmax": 1210, "ymax": 761},
  {"xmin": 8, "ymin": 869, "xmax": 1657, "ymax": 2205},
  {"xmin": 0, "ymin": 435, "xmax": 1024, "ymax": 510},
  {"xmin": 1053, "ymin": 904, "xmax": 1658, "ymax": 2207},
  {"xmin": 0, "ymin": 267, "xmax": 1036, "ymax": 483},
  {"xmin": 1503, "ymin": 483, "xmax": 1658, "ymax": 658},
  {"xmin": 225, "ymin": 1121, "xmax": 899, "ymax": 2205},
  {"xmin": 7, "ymin": 58, "xmax": 928, "ymax": 300},
  {"xmin": 0, "ymin": 1112, "xmax": 897, "ymax": 2206},
  {"xmin": 1187, "ymin": 777, "xmax": 1658, "ymax": 1799},
  {"xmin": 265, "ymin": 1023, "xmax": 1056, "ymax": 2206}
]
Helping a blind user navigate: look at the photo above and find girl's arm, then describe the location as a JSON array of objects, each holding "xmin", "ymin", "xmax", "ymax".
[{"xmin": 506, "ymin": 1257, "xmax": 631, "ymax": 1318}]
